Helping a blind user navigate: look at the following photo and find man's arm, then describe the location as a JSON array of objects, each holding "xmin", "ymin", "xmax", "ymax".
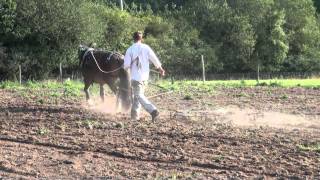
[{"xmin": 148, "ymin": 47, "xmax": 165, "ymax": 76}]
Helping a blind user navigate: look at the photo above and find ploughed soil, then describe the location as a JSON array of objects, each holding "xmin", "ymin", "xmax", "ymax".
[{"xmin": 0, "ymin": 86, "xmax": 319, "ymax": 179}]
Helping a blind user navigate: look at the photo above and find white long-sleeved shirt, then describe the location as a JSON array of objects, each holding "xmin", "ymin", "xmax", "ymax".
[{"xmin": 124, "ymin": 42, "xmax": 161, "ymax": 82}]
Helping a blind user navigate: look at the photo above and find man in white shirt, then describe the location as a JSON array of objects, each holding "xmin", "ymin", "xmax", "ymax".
[{"xmin": 124, "ymin": 31, "xmax": 165, "ymax": 122}]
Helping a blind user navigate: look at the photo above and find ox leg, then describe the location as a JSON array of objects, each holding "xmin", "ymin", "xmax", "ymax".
[
  {"xmin": 84, "ymin": 83, "xmax": 90, "ymax": 101},
  {"xmin": 100, "ymin": 84, "xmax": 105, "ymax": 102},
  {"xmin": 115, "ymin": 90, "xmax": 121, "ymax": 112},
  {"xmin": 107, "ymin": 80, "xmax": 117, "ymax": 94}
]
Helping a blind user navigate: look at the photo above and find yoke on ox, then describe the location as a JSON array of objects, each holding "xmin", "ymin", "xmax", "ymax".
[{"xmin": 78, "ymin": 45, "xmax": 131, "ymax": 111}]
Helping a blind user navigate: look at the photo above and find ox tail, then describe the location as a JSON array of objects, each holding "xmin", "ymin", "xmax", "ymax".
[{"xmin": 118, "ymin": 68, "xmax": 132, "ymax": 111}]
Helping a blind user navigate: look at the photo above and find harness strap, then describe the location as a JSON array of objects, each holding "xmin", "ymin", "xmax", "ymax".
[
  {"xmin": 89, "ymin": 50, "xmax": 123, "ymax": 74},
  {"xmin": 107, "ymin": 52, "xmax": 114, "ymax": 61}
]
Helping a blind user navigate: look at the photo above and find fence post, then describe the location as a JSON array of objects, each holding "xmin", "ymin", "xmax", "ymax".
[
  {"xmin": 19, "ymin": 65, "xmax": 22, "ymax": 85},
  {"xmin": 201, "ymin": 55, "xmax": 206, "ymax": 83},
  {"xmin": 171, "ymin": 76, "xmax": 174, "ymax": 85},
  {"xmin": 257, "ymin": 62, "xmax": 260, "ymax": 83},
  {"xmin": 120, "ymin": 0, "xmax": 123, "ymax": 11},
  {"xmin": 59, "ymin": 63, "xmax": 62, "ymax": 82}
]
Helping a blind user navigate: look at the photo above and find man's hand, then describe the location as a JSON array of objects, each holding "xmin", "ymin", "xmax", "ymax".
[{"xmin": 158, "ymin": 67, "xmax": 165, "ymax": 77}]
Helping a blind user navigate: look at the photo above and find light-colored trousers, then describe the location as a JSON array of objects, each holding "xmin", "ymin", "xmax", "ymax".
[{"xmin": 131, "ymin": 80, "xmax": 157, "ymax": 118}]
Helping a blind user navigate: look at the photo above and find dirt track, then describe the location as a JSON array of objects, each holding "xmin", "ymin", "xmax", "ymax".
[{"xmin": 0, "ymin": 87, "xmax": 319, "ymax": 179}]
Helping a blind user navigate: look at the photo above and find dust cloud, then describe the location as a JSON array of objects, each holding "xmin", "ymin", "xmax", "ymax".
[
  {"xmin": 213, "ymin": 106, "xmax": 320, "ymax": 129},
  {"xmin": 81, "ymin": 96, "xmax": 122, "ymax": 114},
  {"xmin": 81, "ymin": 97, "xmax": 319, "ymax": 130}
]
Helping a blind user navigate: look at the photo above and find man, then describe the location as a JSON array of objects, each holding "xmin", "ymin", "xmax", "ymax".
[{"xmin": 124, "ymin": 31, "xmax": 165, "ymax": 122}]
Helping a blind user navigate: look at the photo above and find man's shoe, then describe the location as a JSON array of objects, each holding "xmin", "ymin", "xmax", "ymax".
[{"xmin": 151, "ymin": 110, "xmax": 159, "ymax": 122}]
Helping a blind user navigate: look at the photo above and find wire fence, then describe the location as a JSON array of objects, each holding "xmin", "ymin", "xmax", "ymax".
[
  {"xmin": 170, "ymin": 71, "xmax": 320, "ymax": 81},
  {"xmin": 58, "ymin": 70, "xmax": 320, "ymax": 83},
  {"xmin": 5, "ymin": 63, "xmax": 320, "ymax": 84}
]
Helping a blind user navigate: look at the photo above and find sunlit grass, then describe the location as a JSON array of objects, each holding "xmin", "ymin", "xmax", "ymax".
[
  {"xmin": 156, "ymin": 78, "xmax": 320, "ymax": 91},
  {"xmin": 0, "ymin": 78, "xmax": 319, "ymax": 100},
  {"xmin": 0, "ymin": 79, "xmax": 101, "ymax": 96},
  {"xmin": 0, "ymin": 80, "xmax": 100, "ymax": 104}
]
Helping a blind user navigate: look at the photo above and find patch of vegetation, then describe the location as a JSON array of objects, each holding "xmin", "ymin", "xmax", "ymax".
[
  {"xmin": 81, "ymin": 119, "xmax": 102, "ymax": 130},
  {"xmin": 56, "ymin": 123, "xmax": 67, "ymax": 132},
  {"xmin": 114, "ymin": 122, "xmax": 127, "ymax": 129},
  {"xmin": 26, "ymin": 80, "xmax": 40, "ymax": 89},
  {"xmin": 298, "ymin": 143, "xmax": 320, "ymax": 153},
  {"xmin": 159, "ymin": 80, "xmax": 214, "ymax": 92},
  {"xmin": 313, "ymin": 86, "xmax": 320, "ymax": 90},
  {"xmin": 37, "ymin": 127, "xmax": 50, "ymax": 135},
  {"xmin": 240, "ymin": 80, "xmax": 246, "ymax": 86},
  {"xmin": 255, "ymin": 82, "xmax": 267, "ymax": 86},
  {"xmin": 37, "ymin": 98, "xmax": 44, "ymax": 104},
  {"xmin": 212, "ymin": 155, "xmax": 225, "ymax": 163},
  {"xmin": 0, "ymin": 80, "xmax": 105, "ymax": 105},
  {"xmin": 280, "ymin": 94, "xmax": 289, "ymax": 100},
  {"xmin": 63, "ymin": 80, "xmax": 82, "ymax": 97},
  {"xmin": 0, "ymin": 81, "xmax": 22, "ymax": 90},
  {"xmin": 183, "ymin": 94, "xmax": 193, "ymax": 100},
  {"xmin": 158, "ymin": 78, "xmax": 320, "ymax": 90},
  {"xmin": 234, "ymin": 92, "xmax": 249, "ymax": 97},
  {"xmin": 269, "ymin": 81, "xmax": 282, "ymax": 87},
  {"xmin": 154, "ymin": 171, "xmax": 193, "ymax": 180}
]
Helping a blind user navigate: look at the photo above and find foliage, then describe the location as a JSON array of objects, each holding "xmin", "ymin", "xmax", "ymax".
[
  {"xmin": 277, "ymin": 0, "xmax": 320, "ymax": 72},
  {"xmin": 0, "ymin": 0, "xmax": 107, "ymax": 79},
  {"xmin": 0, "ymin": 0, "xmax": 319, "ymax": 80},
  {"xmin": 314, "ymin": 0, "xmax": 320, "ymax": 13}
]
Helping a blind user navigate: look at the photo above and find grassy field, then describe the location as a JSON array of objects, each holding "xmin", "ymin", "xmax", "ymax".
[
  {"xmin": 0, "ymin": 78, "xmax": 318, "ymax": 105},
  {"xmin": 0, "ymin": 80, "xmax": 90, "ymax": 105},
  {"xmin": 156, "ymin": 78, "xmax": 320, "ymax": 92},
  {"xmin": 1, "ymin": 78, "xmax": 319, "ymax": 93},
  {"xmin": 0, "ymin": 80, "xmax": 98, "ymax": 97}
]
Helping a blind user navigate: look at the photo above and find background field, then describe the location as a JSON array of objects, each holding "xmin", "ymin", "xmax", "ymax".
[
  {"xmin": 1, "ymin": 0, "xmax": 320, "ymax": 178},
  {"xmin": 0, "ymin": 79, "xmax": 319, "ymax": 179}
]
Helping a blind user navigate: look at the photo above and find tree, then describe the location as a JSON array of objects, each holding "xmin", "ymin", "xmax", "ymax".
[
  {"xmin": 276, "ymin": 0, "xmax": 320, "ymax": 72},
  {"xmin": 184, "ymin": 0, "xmax": 257, "ymax": 73},
  {"xmin": 1, "ymin": 0, "xmax": 319, "ymax": 80},
  {"xmin": 313, "ymin": 0, "xmax": 320, "ymax": 13},
  {"xmin": 0, "ymin": 0, "xmax": 16, "ymax": 37},
  {"xmin": 0, "ymin": 0, "xmax": 107, "ymax": 79}
]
